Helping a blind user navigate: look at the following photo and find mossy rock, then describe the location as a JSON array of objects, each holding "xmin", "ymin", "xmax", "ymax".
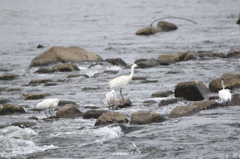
[
  {"xmin": 130, "ymin": 111, "xmax": 166, "ymax": 125},
  {"xmin": 157, "ymin": 52, "xmax": 188, "ymax": 62},
  {"xmin": 52, "ymin": 63, "xmax": 80, "ymax": 72},
  {"xmin": 136, "ymin": 27, "xmax": 157, "ymax": 35},
  {"xmin": 0, "ymin": 104, "xmax": 25, "ymax": 115},
  {"xmin": 0, "ymin": 73, "xmax": 18, "ymax": 80},
  {"xmin": 95, "ymin": 112, "xmax": 128, "ymax": 126}
]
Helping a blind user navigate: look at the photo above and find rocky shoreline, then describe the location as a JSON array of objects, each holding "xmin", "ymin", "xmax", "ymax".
[{"xmin": 1, "ymin": 46, "xmax": 240, "ymax": 127}]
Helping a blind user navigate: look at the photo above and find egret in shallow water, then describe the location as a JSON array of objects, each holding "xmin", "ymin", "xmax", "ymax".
[
  {"xmin": 36, "ymin": 98, "xmax": 59, "ymax": 118},
  {"xmin": 105, "ymin": 90, "xmax": 117, "ymax": 111},
  {"xmin": 218, "ymin": 80, "xmax": 232, "ymax": 106},
  {"xmin": 108, "ymin": 64, "xmax": 137, "ymax": 100}
]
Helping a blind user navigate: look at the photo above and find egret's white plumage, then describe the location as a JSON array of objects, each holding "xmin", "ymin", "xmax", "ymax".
[
  {"xmin": 108, "ymin": 64, "xmax": 137, "ymax": 99},
  {"xmin": 105, "ymin": 90, "xmax": 117, "ymax": 111},
  {"xmin": 218, "ymin": 80, "xmax": 232, "ymax": 105},
  {"xmin": 36, "ymin": 98, "xmax": 59, "ymax": 118}
]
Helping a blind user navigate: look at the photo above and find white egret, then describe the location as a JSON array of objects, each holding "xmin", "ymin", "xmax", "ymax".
[
  {"xmin": 108, "ymin": 64, "xmax": 137, "ymax": 100},
  {"xmin": 36, "ymin": 98, "xmax": 59, "ymax": 118},
  {"xmin": 218, "ymin": 80, "xmax": 232, "ymax": 106},
  {"xmin": 105, "ymin": 90, "xmax": 117, "ymax": 111}
]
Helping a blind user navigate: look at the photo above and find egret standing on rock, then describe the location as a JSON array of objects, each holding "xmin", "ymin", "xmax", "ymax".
[
  {"xmin": 105, "ymin": 90, "xmax": 117, "ymax": 111},
  {"xmin": 36, "ymin": 98, "xmax": 59, "ymax": 118},
  {"xmin": 218, "ymin": 80, "xmax": 232, "ymax": 106},
  {"xmin": 108, "ymin": 64, "xmax": 137, "ymax": 100}
]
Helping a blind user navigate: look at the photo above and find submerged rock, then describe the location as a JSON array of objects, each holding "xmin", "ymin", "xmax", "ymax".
[
  {"xmin": 83, "ymin": 110, "xmax": 107, "ymax": 119},
  {"xmin": 11, "ymin": 121, "xmax": 36, "ymax": 128},
  {"xmin": 22, "ymin": 93, "xmax": 50, "ymax": 100},
  {"xmin": 52, "ymin": 63, "xmax": 80, "ymax": 72},
  {"xmin": 29, "ymin": 46, "xmax": 103, "ymax": 67},
  {"xmin": 183, "ymin": 51, "xmax": 225, "ymax": 60},
  {"xmin": 135, "ymin": 27, "xmax": 157, "ymax": 35},
  {"xmin": 151, "ymin": 90, "xmax": 173, "ymax": 98},
  {"xmin": 56, "ymin": 104, "xmax": 82, "ymax": 118},
  {"xmin": 130, "ymin": 111, "xmax": 166, "ymax": 125},
  {"xmin": 95, "ymin": 112, "xmax": 128, "ymax": 126},
  {"xmin": 226, "ymin": 50, "xmax": 240, "ymax": 58},
  {"xmin": 28, "ymin": 79, "xmax": 53, "ymax": 85},
  {"xmin": 0, "ymin": 73, "xmax": 18, "ymax": 80},
  {"xmin": 105, "ymin": 58, "xmax": 128, "ymax": 68},
  {"xmin": 34, "ymin": 68, "xmax": 55, "ymax": 73},
  {"xmin": 209, "ymin": 73, "xmax": 240, "ymax": 93},
  {"xmin": 156, "ymin": 21, "xmax": 178, "ymax": 32},
  {"xmin": 175, "ymin": 81, "xmax": 210, "ymax": 101},
  {"xmin": 0, "ymin": 104, "xmax": 25, "ymax": 115},
  {"xmin": 159, "ymin": 98, "xmax": 178, "ymax": 106}
]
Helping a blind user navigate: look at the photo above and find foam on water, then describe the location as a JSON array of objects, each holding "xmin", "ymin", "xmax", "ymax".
[{"xmin": 0, "ymin": 126, "xmax": 58, "ymax": 158}]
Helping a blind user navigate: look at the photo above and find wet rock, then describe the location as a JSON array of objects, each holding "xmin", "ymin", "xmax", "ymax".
[
  {"xmin": 159, "ymin": 98, "xmax": 178, "ymax": 106},
  {"xmin": 44, "ymin": 82, "xmax": 58, "ymax": 86},
  {"xmin": 237, "ymin": 13, "xmax": 240, "ymax": 24},
  {"xmin": 52, "ymin": 63, "xmax": 80, "ymax": 72},
  {"xmin": 58, "ymin": 100, "xmax": 77, "ymax": 107},
  {"xmin": 151, "ymin": 90, "xmax": 173, "ymax": 97},
  {"xmin": 82, "ymin": 87, "xmax": 101, "ymax": 91},
  {"xmin": 183, "ymin": 51, "xmax": 226, "ymax": 60},
  {"xmin": 115, "ymin": 98, "xmax": 132, "ymax": 109},
  {"xmin": 230, "ymin": 94, "xmax": 240, "ymax": 106},
  {"xmin": 0, "ymin": 73, "xmax": 18, "ymax": 80},
  {"xmin": 209, "ymin": 73, "xmax": 240, "ymax": 93},
  {"xmin": 135, "ymin": 58, "xmax": 160, "ymax": 68},
  {"xmin": 130, "ymin": 111, "xmax": 166, "ymax": 125},
  {"xmin": 0, "ymin": 104, "xmax": 25, "ymax": 115},
  {"xmin": 11, "ymin": 121, "xmax": 36, "ymax": 128},
  {"xmin": 156, "ymin": 21, "xmax": 178, "ymax": 32},
  {"xmin": 95, "ymin": 112, "xmax": 128, "ymax": 126},
  {"xmin": 175, "ymin": 81, "xmax": 210, "ymax": 101},
  {"xmin": 226, "ymin": 50, "xmax": 240, "ymax": 58},
  {"xmin": 36, "ymin": 44, "xmax": 44, "ymax": 48},
  {"xmin": 28, "ymin": 79, "xmax": 53, "ymax": 85},
  {"xmin": 67, "ymin": 74, "xmax": 89, "ymax": 78},
  {"xmin": 141, "ymin": 79, "xmax": 158, "ymax": 83},
  {"xmin": 136, "ymin": 27, "xmax": 157, "ymax": 35},
  {"xmin": 105, "ymin": 58, "xmax": 128, "ymax": 68},
  {"xmin": 83, "ymin": 110, "xmax": 107, "ymax": 119},
  {"xmin": 192, "ymin": 100, "xmax": 221, "ymax": 110},
  {"xmin": 56, "ymin": 104, "xmax": 82, "ymax": 118},
  {"xmin": 157, "ymin": 52, "xmax": 188, "ymax": 62},
  {"xmin": 34, "ymin": 68, "xmax": 55, "ymax": 73},
  {"xmin": 0, "ymin": 99, "xmax": 11, "ymax": 104},
  {"xmin": 143, "ymin": 100, "xmax": 157, "ymax": 106},
  {"xmin": 170, "ymin": 105, "xmax": 199, "ymax": 118},
  {"xmin": 29, "ymin": 46, "xmax": 103, "ymax": 67},
  {"xmin": 29, "ymin": 116, "xmax": 38, "ymax": 120},
  {"xmin": 22, "ymin": 93, "xmax": 50, "ymax": 100}
]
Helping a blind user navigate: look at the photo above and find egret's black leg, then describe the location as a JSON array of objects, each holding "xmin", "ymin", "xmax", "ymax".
[
  {"xmin": 49, "ymin": 109, "xmax": 53, "ymax": 117},
  {"xmin": 44, "ymin": 109, "xmax": 48, "ymax": 118},
  {"xmin": 120, "ymin": 87, "xmax": 124, "ymax": 100}
]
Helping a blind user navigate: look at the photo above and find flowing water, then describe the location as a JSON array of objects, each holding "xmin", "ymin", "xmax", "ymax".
[{"xmin": 1, "ymin": 0, "xmax": 240, "ymax": 158}]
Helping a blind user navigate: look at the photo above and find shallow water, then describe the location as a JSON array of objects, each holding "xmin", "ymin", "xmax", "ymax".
[{"xmin": 1, "ymin": 0, "xmax": 240, "ymax": 158}]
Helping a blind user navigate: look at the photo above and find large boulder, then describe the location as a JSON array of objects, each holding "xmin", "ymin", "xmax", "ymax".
[
  {"xmin": 95, "ymin": 112, "xmax": 128, "ymax": 126},
  {"xmin": 136, "ymin": 27, "xmax": 157, "ymax": 35},
  {"xmin": 0, "ymin": 104, "xmax": 25, "ymax": 115},
  {"xmin": 175, "ymin": 81, "xmax": 210, "ymax": 101},
  {"xmin": 130, "ymin": 111, "xmax": 165, "ymax": 125},
  {"xmin": 56, "ymin": 104, "xmax": 82, "ymax": 118},
  {"xmin": 83, "ymin": 110, "xmax": 107, "ymax": 119},
  {"xmin": 209, "ymin": 73, "xmax": 240, "ymax": 93},
  {"xmin": 156, "ymin": 21, "xmax": 178, "ymax": 32},
  {"xmin": 29, "ymin": 46, "xmax": 103, "ymax": 67}
]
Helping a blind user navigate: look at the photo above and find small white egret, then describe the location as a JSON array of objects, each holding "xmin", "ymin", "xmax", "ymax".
[
  {"xmin": 218, "ymin": 80, "xmax": 232, "ymax": 106},
  {"xmin": 108, "ymin": 64, "xmax": 137, "ymax": 100},
  {"xmin": 36, "ymin": 98, "xmax": 59, "ymax": 118},
  {"xmin": 105, "ymin": 90, "xmax": 117, "ymax": 111}
]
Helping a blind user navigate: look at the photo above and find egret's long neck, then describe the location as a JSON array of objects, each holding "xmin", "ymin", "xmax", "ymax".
[
  {"xmin": 129, "ymin": 66, "xmax": 135, "ymax": 79},
  {"xmin": 221, "ymin": 80, "xmax": 225, "ymax": 89}
]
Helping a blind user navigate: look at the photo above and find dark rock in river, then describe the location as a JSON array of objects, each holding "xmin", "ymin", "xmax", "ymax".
[
  {"xmin": 29, "ymin": 46, "xmax": 103, "ymax": 67},
  {"xmin": 159, "ymin": 98, "xmax": 178, "ymax": 106},
  {"xmin": 34, "ymin": 68, "xmax": 55, "ymax": 73},
  {"xmin": 0, "ymin": 104, "xmax": 25, "ymax": 115},
  {"xmin": 105, "ymin": 58, "xmax": 128, "ymax": 68},
  {"xmin": 230, "ymin": 94, "xmax": 240, "ymax": 106},
  {"xmin": 28, "ymin": 79, "xmax": 53, "ymax": 85},
  {"xmin": 130, "ymin": 111, "xmax": 166, "ymax": 125},
  {"xmin": 56, "ymin": 104, "xmax": 82, "ymax": 118},
  {"xmin": 83, "ymin": 110, "xmax": 107, "ymax": 119},
  {"xmin": 52, "ymin": 63, "xmax": 80, "ymax": 72},
  {"xmin": 151, "ymin": 90, "xmax": 173, "ymax": 97},
  {"xmin": 95, "ymin": 112, "xmax": 128, "ymax": 126},
  {"xmin": 209, "ymin": 73, "xmax": 240, "ymax": 93},
  {"xmin": 11, "ymin": 121, "xmax": 36, "ymax": 128},
  {"xmin": 0, "ymin": 99, "xmax": 11, "ymax": 104},
  {"xmin": 226, "ymin": 50, "xmax": 240, "ymax": 58},
  {"xmin": 135, "ymin": 27, "xmax": 157, "ymax": 35},
  {"xmin": 135, "ymin": 58, "xmax": 174, "ymax": 68},
  {"xmin": 175, "ymin": 81, "xmax": 210, "ymax": 101},
  {"xmin": 0, "ymin": 73, "xmax": 18, "ymax": 80},
  {"xmin": 143, "ymin": 100, "xmax": 157, "ymax": 106},
  {"xmin": 237, "ymin": 13, "xmax": 240, "ymax": 24},
  {"xmin": 115, "ymin": 98, "xmax": 132, "ymax": 109},
  {"xmin": 22, "ymin": 93, "xmax": 50, "ymax": 100},
  {"xmin": 157, "ymin": 52, "xmax": 188, "ymax": 62},
  {"xmin": 156, "ymin": 21, "xmax": 178, "ymax": 32},
  {"xmin": 183, "ymin": 51, "xmax": 226, "ymax": 60},
  {"xmin": 192, "ymin": 100, "xmax": 221, "ymax": 110},
  {"xmin": 58, "ymin": 100, "xmax": 77, "ymax": 107}
]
